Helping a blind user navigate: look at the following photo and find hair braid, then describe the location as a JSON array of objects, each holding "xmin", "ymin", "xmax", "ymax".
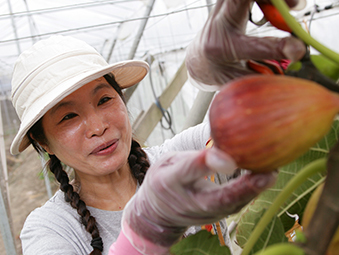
[
  {"xmin": 49, "ymin": 154, "xmax": 103, "ymax": 255},
  {"xmin": 128, "ymin": 139, "xmax": 150, "ymax": 184}
]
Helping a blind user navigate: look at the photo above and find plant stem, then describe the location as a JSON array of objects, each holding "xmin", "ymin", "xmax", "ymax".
[
  {"xmin": 241, "ymin": 158, "xmax": 327, "ymax": 255},
  {"xmin": 252, "ymin": 243, "xmax": 304, "ymax": 255},
  {"xmin": 270, "ymin": 0, "xmax": 339, "ymax": 66}
]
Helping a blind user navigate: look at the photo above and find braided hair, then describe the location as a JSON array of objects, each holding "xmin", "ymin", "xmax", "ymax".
[{"xmin": 27, "ymin": 73, "xmax": 150, "ymax": 254}]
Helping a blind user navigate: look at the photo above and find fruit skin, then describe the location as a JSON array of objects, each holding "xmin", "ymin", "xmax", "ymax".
[
  {"xmin": 302, "ymin": 183, "xmax": 339, "ymax": 255},
  {"xmin": 209, "ymin": 75, "xmax": 339, "ymax": 173}
]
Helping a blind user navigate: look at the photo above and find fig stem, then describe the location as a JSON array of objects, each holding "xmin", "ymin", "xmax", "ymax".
[
  {"xmin": 252, "ymin": 243, "xmax": 304, "ymax": 255},
  {"xmin": 270, "ymin": 0, "xmax": 339, "ymax": 66},
  {"xmin": 241, "ymin": 158, "xmax": 327, "ymax": 255}
]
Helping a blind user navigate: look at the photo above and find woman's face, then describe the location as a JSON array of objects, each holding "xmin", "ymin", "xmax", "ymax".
[{"xmin": 41, "ymin": 77, "xmax": 132, "ymax": 177}]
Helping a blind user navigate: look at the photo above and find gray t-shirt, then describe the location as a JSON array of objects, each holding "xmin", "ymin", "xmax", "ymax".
[{"xmin": 20, "ymin": 122, "xmax": 230, "ymax": 254}]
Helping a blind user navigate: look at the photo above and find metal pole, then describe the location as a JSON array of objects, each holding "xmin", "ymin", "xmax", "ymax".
[
  {"xmin": 124, "ymin": 0, "xmax": 156, "ymax": 103},
  {"xmin": 106, "ymin": 37, "xmax": 118, "ymax": 63},
  {"xmin": 132, "ymin": 60, "xmax": 187, "ymax": 144},
  {"xmin": 0, "ymin": 188, "xmax": 17, "ymax": 255},
  {"xmin": 1, "ymin": 97, "xmax": 13, "ymax": 135},
  {"xmin": 0, "ymin": 102, "xmax": 9, "ymax": 202},
  {"xmin": 181, "ymin": 90, "xmax": 215, "ymax": 130},
  {"xmin": 127, "ymin": 0, "xmax": 155, "ymax": 60},
  {"xmin": 0, "ymin": 130, "xmax": 17, "ymax": 254},
  {"xmin": 6, "ymin": 0, "xmax": 21, "ymax": 54},
  {"xmin": 181, "ymin": 0, "xmax": 216, "ymax": 130},
  {"xmin": 23, "ymin": 0, "xmax": 38, "ymax": 44},
  {"xmin": 205, "ymin": 0, "xmax": 213, "ymax": 13},
  {"xmin": 106, "ymin": 23, "xmax": 124, "ymax": 63}
]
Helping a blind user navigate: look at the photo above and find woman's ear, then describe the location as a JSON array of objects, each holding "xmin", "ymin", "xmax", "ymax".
[{"xmin": 29, "ymin": 133, "xmax": 54, "ymax": 155}]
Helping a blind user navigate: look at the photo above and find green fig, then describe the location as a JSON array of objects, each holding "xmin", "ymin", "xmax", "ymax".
[
  {"xmin": 209, "ymin": 75, "xmax": 339, "ymax": 172},
  {"xmin": 311, "ymin": 54, "xmax": 339, "ymax": 82},
  {"xmin": 287, "ymin": 54, "xmax": 339, "ymax": 82}
]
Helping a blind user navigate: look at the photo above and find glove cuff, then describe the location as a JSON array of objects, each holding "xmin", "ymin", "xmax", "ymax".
[
  {"xmin": 108, "ymin": 230, "xmax": 143, "ymax": 255},
  {"xmin": 122, "ymin": 221, "xmax": 173, "ymax": 255}
]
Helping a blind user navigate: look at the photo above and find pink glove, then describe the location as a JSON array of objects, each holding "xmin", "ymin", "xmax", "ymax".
[
  {"xmin": 111, "ymin": 147, "xmax": 276, "ymax": 254},
  {"xmin": 185, "ymin": 0, "xmax": 306, "ymax": 89}
]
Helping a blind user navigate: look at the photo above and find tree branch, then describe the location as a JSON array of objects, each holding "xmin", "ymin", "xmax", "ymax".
[{"xmin": 299, "ymin": 140, "xmax": 339, "ymax": 255}]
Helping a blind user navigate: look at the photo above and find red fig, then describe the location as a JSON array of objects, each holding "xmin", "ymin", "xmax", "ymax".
[{"xmin": 209, "ymin": 75, "xmax": 339, "ymax": 172}]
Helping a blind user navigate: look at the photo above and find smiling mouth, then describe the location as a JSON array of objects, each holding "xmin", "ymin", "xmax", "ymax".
[
  {"xmin": 101, "ymin": 145, "xmax": 110, "ymax": 150},
  {"xmin": 91, "ymin": 140, "xmax": 117, "ymax": 154}
]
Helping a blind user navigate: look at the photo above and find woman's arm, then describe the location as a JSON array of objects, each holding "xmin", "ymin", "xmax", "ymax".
[
  {"xmin": 109, "ymin": 148, "xmax": 276, "ymax": 254},
  {"xmin": 144, "ymin": 121, "xmax": 211, "ymax": 165}
]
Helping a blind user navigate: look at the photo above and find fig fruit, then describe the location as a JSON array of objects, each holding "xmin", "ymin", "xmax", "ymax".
[
  {"xmin": 209, "ymin": 75, "xmax": 339, "ymax": 172},
  {"xmin": 302, "ymin": 183, "xmax": 339, "ymax": 255}
]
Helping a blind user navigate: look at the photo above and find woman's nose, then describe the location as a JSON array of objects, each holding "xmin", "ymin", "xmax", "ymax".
[{"xmin": 85, "ymin": 111, "xmax": 109, "ymax": 138}]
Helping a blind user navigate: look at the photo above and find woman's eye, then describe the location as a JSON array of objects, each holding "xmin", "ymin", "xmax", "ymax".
[
  {"xmin": 61, "ymin": 113, "xmax": 77, "ymax": 121},
  {"xmin": 98, "ymin": 96, "xmax": 112, "ymax": 106}
]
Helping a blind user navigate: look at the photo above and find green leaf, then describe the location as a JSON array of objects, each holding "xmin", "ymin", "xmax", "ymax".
[
  {"xmin": 235, "ymin": 120, "xmax": 339, "ymax": 251},
  {"xmin": 170, "ymin": 230, "xmax": 231, "ymax": 255},
  {"xmin": 236, "ymin": 208, "xmax": 288, "ymax": 254},
  {"xmin": 278, "ymin": 120, "xmax": 339, "ymax": 229}
]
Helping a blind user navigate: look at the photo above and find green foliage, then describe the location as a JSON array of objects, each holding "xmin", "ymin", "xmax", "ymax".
[
  {"xmin": 235, "ymin": 120, "xmax": 339, "ymax": 253},
  {"xmin": 170, "ymin": 230, "xmax": 231, "ymax": 255},
  {"xmin": 37, "ymin": 170, "xmax": 55, "ymax": 182},
  {"xmin": 251, "ymin": 243, "xmax": 305, "ymax": 255},
  {"xmin": 171, "ymin": 121, "xmax": 339, "ymax": 254},
  {"xmin": 294, "ymin": 230, "xmax": 306, "ymax": 244},
  {"xmin": 237, "ymin": 209, "xmax": 288, "ymax": 254}
]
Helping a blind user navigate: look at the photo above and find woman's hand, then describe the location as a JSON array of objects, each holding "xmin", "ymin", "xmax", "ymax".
[
  {"xmin": 185, "ymin": 0, "xmax": 306, "ymax": 89},
  {"xmin": 119, "ymin": 148, "xmax": 276, "ymax": 254}
]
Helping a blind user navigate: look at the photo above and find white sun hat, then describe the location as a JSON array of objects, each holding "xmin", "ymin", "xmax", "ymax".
[{"xmin": 10, "ymin": 35, "xmax": 149, "ymax": 155}]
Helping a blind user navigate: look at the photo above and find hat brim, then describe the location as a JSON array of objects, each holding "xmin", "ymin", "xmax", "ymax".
[{"xmin": 10, "ymin": 60, "xmax": 149, "ymax": 155}]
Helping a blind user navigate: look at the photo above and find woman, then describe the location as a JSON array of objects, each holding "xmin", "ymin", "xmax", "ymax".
[
  {"xmin": 11, "ymin": 0, "xmax": 305, "ymax": 254},
  {"xmin": 10, "ymin": 34, "xmax": 270, "ymax": 255}
]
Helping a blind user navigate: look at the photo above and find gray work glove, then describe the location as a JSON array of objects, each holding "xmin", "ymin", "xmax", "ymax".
[
  {"xmin": 121, "ymin": 148, "xmax": 276, "ymax": 254},
  {"xmin": 185, "ymin": 0, "xmax": 306, "ymax": 89}
]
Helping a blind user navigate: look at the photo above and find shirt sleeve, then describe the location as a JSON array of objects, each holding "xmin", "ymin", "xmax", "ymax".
[
  {"xmin": 187, "ymin": 72, "xmax": 221, "ymax": 92},
  {"xmin": 144, "ymin": 121, "xmax": 211, "ymax": 165},
  {"xmin": 20, "ymin": 208, "xmax": 90, "ymax": 255}
]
